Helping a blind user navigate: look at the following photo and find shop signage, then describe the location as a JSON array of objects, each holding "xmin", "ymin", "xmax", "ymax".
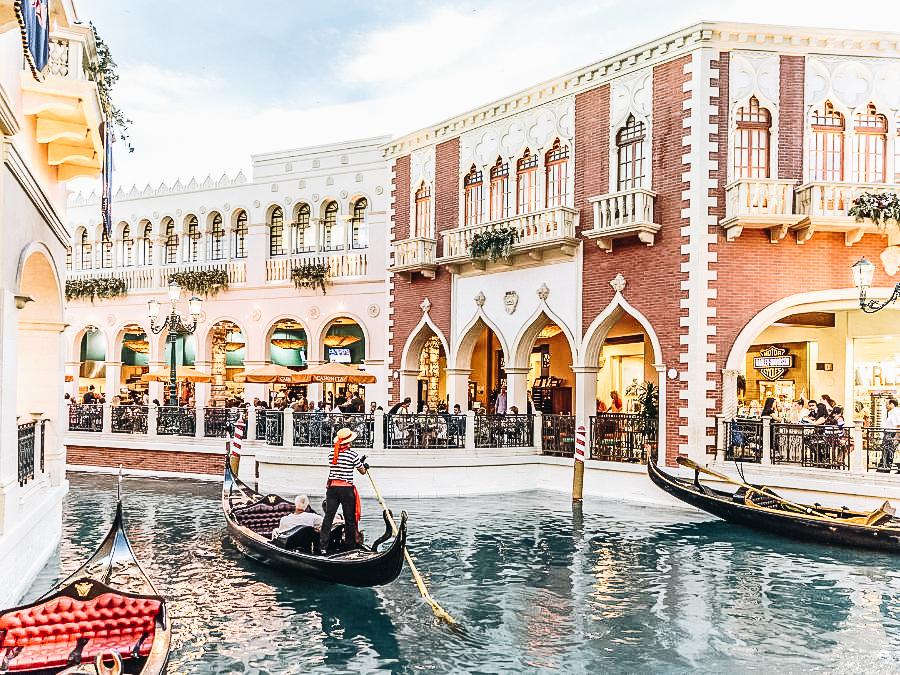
[{"xmin": 753, "ymin": 346, "xmax": 793, "ymax": 380}]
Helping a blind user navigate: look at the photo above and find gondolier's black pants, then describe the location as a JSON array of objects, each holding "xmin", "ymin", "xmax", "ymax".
[{"xmin": 321, "ymin": 485, "xmax": 358, "ymax": 551}]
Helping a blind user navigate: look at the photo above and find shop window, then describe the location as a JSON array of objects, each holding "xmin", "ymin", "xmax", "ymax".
[
  {"xmin": 545, "ymin": 139, "xmax": 570, "ymax": 207},
  {"xmin": 185, "ymin": 215, "xmax": 200, "ymax": 263},
  {"xmin": 80, "ymin": 231, "xmax": 92, "ymax": 270},
  {"xmin": 810, "ymin": 101, "xmax": 845, "ymax": 182},
  {"xmin": 269, "ymin": 206, "xmax": 285, "ymax": 256},
  {"xmin": 121, "ymin": 224, "xmax": 133, "ymax": 267},
  {"xmin": 100, "ymin": 230, "xmax": 112, "ymax": 268},
  {"xmin": 489, "ymin": 157, "xmax": 510, "ymax": 221},
  {"xmin": 141, "ymin": 222, "xmax": 153, "ymax": 266},
  {"xmin": 414, "ymin": 183, "xmax": 431, "ymax": 238},
  {"xmin": 164, "ymin": 218, "xmax": 178, "ymax": 264},
  {"xmin": 323, "ymin": 201, "xmax": 339, "ymax": 251},
  {"xmin": 617, "ymin": 116, "xmax": 646, "ymax": 190},
  {"xmin": 854, "ymin": 103, "xmax": 887, "ymax": 184},
  {"xmin": 233, "ymin": 210, "xmax": 247, "ymax": 259},
  {"xmin": 209, "ymin": 212, "xmax": 225, "ymax": 260},
  {"xmin": 351, "ymin": 198, "xmax": 367, "ymax": 249},
  {"xmin": 292, "ymin": 203, "xmax": 311, "ymax": 253},
  {"xmin": 516, "ymin": 148, "xmax": 539, "ymax": 214},
  {"xmin": 733, "ymin": 98, "xmax": 770, "ymax": 179}
]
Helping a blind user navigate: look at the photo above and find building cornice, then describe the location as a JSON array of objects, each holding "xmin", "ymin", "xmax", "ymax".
[
  {"xmin": 2, "ymin": 141, "xmax": 67, "ymax": 247},
  {"xmin": 381, "ymin": 21, "xmax": 900, "ymax": 160}
]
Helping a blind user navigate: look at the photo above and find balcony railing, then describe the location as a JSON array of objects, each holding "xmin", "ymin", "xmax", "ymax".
[
  {"xmin": 720, "ymin": 178, "xmax": 798, "ymax": 242},
  {"xmin": 157, "ymin": 406, "xmax": 196, "ymax": 437},
  {"xmin": 862, "ymin": 427, "xmax": 900, "ymax": 473},
  {"xmin": 794, "ymin": 181, "xmax": 900, "ymax": 245},
  {"xmin": 205, "ymin": 407, "xmax": 247, "ymax": 438},
  {"xmin": 584, "ymin": 188, "xmax": 660, "ymax": 252},
  {"xmin": 265, "ymin": 252, "xmax": 368, "ymax": 283},
  {"xmin": 724, "ymin": 418, "xmax": 763, "ymax": 463},
  {"xmin": 69, "ymin": 404, "xmax": 103, "ymax": 432},
  {"xmin": 474, "ymin": 414, "xmax": 534, "ymax": 448},
  {"xmin": 438, "ymin": 206, "xmax": 578, "ymax": 269},
  {"xmin": 266, "ymin": 410, "xmax": 284, "ymax": 445},
  {"xmin": 589, "ymin": 413, "xmax": 653, "ymax": 463},
  {"xmin": 541, "ymin": 415, "xmax": 575, "ymax": 456},
  {"xmin": 385, "ymin": 413, "xmax": 465, "ymax": 449},
  {"xmin": 111, "ymin": 405, "xmax": 148, "ymax": 434},
  {"xmin": 293, "ymin": 412, "xmax": 375, "ymax": 448},
  {"xmin": 66, "ymin": 261, "xmax": 246, "ymax": 292},
  {"xmin": 18, "ymin": 421, "xmax": 36, "ymax": 486},
  {"xmin": 391, "ymin": 237, "xmax": 437, "ymax": 280}
]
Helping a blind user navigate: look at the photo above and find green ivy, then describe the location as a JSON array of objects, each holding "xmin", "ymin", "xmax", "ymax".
[
  {"xmin": 65, "ymin": 277, "xmax": 127, "ymax": 303},
  {"xmin": 85, "ymin": 23, "xmax": 132, "ymax": 151},
  {"xmin": 469, "ymin": 227, "xmax": 519, "ymax": 262},
  {"xmin": 291, "ymin": 263, "xmax": 331, "ymax": 294},
  {"xmin": 168, "ymin": 269, "xmax": 229, "ymax": 297},
  {"xmin": 848, "ymin": 191, "xmax": 900, "ymax": 230}
]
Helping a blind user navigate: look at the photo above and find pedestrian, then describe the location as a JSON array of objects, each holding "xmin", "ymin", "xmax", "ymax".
[
  {"xmin": 878, "ymin": 398, "xmax": 900, "ymax": 472},
  {"xmin": 320, "ymin": 427, "xmax": 368, "ymax": 554},
  {"xmin": 495, "ymin": 384, "xmax": 508, "ymax": 415}
]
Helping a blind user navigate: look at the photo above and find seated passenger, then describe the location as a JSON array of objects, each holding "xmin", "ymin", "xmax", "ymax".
[{"xmin": 272, "ymin": 495, "xmax": 341, "ymax": 537}]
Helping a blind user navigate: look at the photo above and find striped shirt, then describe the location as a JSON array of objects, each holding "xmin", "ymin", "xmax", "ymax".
[{"xmin": 327, "ymin": 447, "xmax": 362, "ymax": 483}]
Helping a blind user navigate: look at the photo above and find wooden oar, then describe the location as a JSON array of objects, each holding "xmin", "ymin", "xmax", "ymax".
[{"xmin": 365, "ymin": 470, "xmax": 461, "ymax": 628}]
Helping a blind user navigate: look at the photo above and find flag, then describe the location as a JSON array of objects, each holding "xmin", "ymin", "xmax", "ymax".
[
  {"xmin": 15, "ymin": 0, "xmax": 50, "ymax": 80},
  {"xmin": 101, "ymin": 121, "xmax": 113, "ymax": 238}
]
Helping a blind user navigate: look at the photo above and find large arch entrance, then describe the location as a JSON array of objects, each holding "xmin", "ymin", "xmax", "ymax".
[
  {"xmin": 454, "ymin": 318, "xmax": 507, "ymax": 413},
  {"xmin": 208, "ymin": 320, "xmax": 245, "ymax": 405},
  {"xmin": 267, "ymin": 318, "xmax": 310, "ymax": 405},
  {"xmin": 77, "ymin": 326, "xmax": 106, "ymax": 398},
  {"xmin": 321, "ymin": 316, "xmax": 368, "ymax": 407}
]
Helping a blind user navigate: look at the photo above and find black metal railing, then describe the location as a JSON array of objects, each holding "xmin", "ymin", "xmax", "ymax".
[
  {"xmin": 18, "ymin": 421, "xmax": 35, "ymax": 486},
  {"xmin": 589, "ymin": 413, "xmax": 653, "ymax": 463},
  {"xmin": 724, "ymin": 418, "xmax": 763, "ymax": 463},
  {"xmin": 770, "ymin": 423, "xmax": 805, "ymax": 465},
  {"xmin": 204, "ymin": 407, "xmax": 246, "ymax": 438},
  {"xmin": 541, "ymin": 415, "xmax": 575, "ymax": 456},
  {"xmin": 385, "ymin": 413, "xmax": 465, "ymax": 449},
  {"xmin": 111, "ymin": 405, "xmax": 148, "ymax": 434},
  {"xmin": 863, "ymin": 426, "xmax": 899, "ymax": 472},
  {"xmin": 293, "ymin": 412, "xmax": 375, "ymax": 448},
  {"xmin": 475, "ymin": 414, "xmax": 533, "ymax": 448},
  {"xmin": 157, "ymin": 406, "xmax": 196, "ymax": 436},
  {"xmin": 255, "ymin": 408, "xmax": 268, "ymax": 440},
  {"xmin": 68, "ymin": 404, "xmax": 103, "ymax": 432},
  {"xmin": 266, "ymin": 410, "xmax": 284, "ymax": 445},
  {"xmin": 801, "ymin": 426, "xmax": 851, "ymax": 470},
  {"xmin": 39, "ymin": 419, "xmax": 45, "ymax": 473}
]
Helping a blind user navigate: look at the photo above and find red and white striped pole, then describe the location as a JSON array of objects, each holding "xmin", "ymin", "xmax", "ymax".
[
  {"xmin": 573, "ymin": 424, "xmax": 586, "ymax": 502},
  {"xmin": 230, "ymin": 418, "xmax": 245, "ymax": 475}
]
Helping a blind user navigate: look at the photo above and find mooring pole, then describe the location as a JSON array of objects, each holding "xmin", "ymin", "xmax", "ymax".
[{"xmin": 573, "ymin": 424, "xmax": 586, "ymax": 501}]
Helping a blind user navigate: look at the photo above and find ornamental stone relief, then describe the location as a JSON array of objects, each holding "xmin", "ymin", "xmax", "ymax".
[
  {"xmin": 728, "ymin": 52, "xmax": 779, "ymax": 110},
  {"xmin": 410, "ymin": 146, "xmax": 435, "ymax": 186},
  {"xmin": 610, "ymin": 68, "xmax": 653, "ymax": 129},
  {"xmin": 805, "ymin": 56, "xmax": 900, "ymax": 112}
]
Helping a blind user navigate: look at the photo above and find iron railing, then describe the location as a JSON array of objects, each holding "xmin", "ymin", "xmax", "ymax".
[
  {"xmin": 724, "ymin": 418, "xmax": 763, "ymax": 463},
  {"xmin": 862, "ymin": 426, "xmax": 898, "ymax": 473},
  {"xmin": 769, "ymin": 423, "xmax": 850, "ymax": 470},
  {"xmin": 385, "ymin": 413, "xmax": 465, "ymax": 449},
  {"xmin": 475, "ymin": 414, "xmax": 533, "ymax": 448},
  {"xmin": 589, "ymin": 413, "xmax": 653, "ymax": 463},
  {"xmin": 157, "ymin": 406, "xmax": 196, "ymax": 436},
  {"xmin": 18, "ymin": 421, "xmax": 36, "ymax": 486},
  {"xmin": 541, "ymin": 415, "xmax": 575, "ymax": 456},
  {"xmin": 256, "ymin": 408, "xmax": 268, "ymax": 440},
  {"xmin": 68, "ymin": 404, "xmax": 103, "ymax": 432},
  {"xmin": 111, "ymin": 405, "xmax": 148, "ymax": 434},
  {"xmin": 266, "ymin": 410, "xmax": 284, "ymax": 445},
  {"xmin": 293, "ymin": 412, "xmax": 374, "ymax": 448},
  {"xmin": 205, "ymin": 407, "xmax": 246, "ymax": 438},
  {"xmin": 770, "ymin": 423, "xmax": 805, "ymax": 465},
  {"xmin": 39, "ymin": 419, "xmax": 45, "ymax": 473}
]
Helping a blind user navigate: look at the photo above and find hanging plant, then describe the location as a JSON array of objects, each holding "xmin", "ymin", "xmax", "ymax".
[
  {"xmin": 168, "ymin": 269, "xmax": 229, "ymax": 297},
  {"xmin": 848, "ymin": 192, "xmax": 900, "ymax": 230},
  {"xmin": 65, "ymin": 277, "xmax": 127, "ymax": 303},
  {"xmin": 291, "ymin": 262, "xmax": 331, "ymax": 294},
  {"xmin": 469, "ymin": 227, "xmax": 519, "ymax": 262},
  {"xmin": 84, "ymin": 23, "xmax": 133, "ymax": 152}
]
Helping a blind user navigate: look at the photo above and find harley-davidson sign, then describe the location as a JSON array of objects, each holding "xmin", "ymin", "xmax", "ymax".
[{"xmin": 753, "ymin": 346, "xmax": 793, "ymax": 380}]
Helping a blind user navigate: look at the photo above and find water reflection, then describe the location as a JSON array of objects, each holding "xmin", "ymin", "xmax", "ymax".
[{"xmin": 22, "ymin": 474, "xmax": 900, "ymax": 673}]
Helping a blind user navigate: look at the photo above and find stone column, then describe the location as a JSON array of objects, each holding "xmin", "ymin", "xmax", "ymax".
[
  {"xmin": 445, "ymin": 368, "xmax": 472, "ymax": 411},
  {"xmin": 102, "ymin": 403, "xmax": 112, "ymax": 434},
  {"xmin": 850, "ymin": 423, "xmax": 865, "ymax": 473},
  {"xmin": 104, "ymin": 360, "xmax": 122, "ymax": 402},
  {"xmin": 148, "ymin": 405, "xmax": 158, "ymax": 437},
  {"xmin": 504, "ymin": 367, "xmax": 530, "ymax": 414},
  {"xmin": 246, "ymin": 218, "xmax": 268, "ymax": 286},
  {"xmin": 572, "ymin": 365, "xmax": 601, "ymax": 429},
  {"xmin": 399, "ymin": 369, "xmax": 419, "ymax": 406},
  {"xmin": 195, "ymin": 404, "xmax": 204, "ymax": 439},
  {"xmin": 373, "ymin": 409, "xmax": 385, "ymax": 453},
  {"xmin": 247, "ymin": 406, "xmax": 257, "ymax": 441},
  {"xmin": 465, "ymin": 410, "xmax": 476, "ymax": 452},
  {"xmin": 282, "ymin": 408, "xmax": 293, "ymax": 447},
  {"xmin": 761, "ymin": 416, "xmax": 772, "ymax": 465},
  {"xmin": 721, "ymin": 369, "xmax": 740, "ymax": 421},
  {"xmin": 65, "ymin": 361, "xmax": 81, "ymax": 398}
]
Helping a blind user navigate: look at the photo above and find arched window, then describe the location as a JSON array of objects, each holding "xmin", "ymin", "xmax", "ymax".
[
  {"xmin": 269, "ymin": 206, "xmax": 285, "ymax": 256},
  {"xmin": 810, "ymin": 101, "xmax": 845, "ymax": 182},
  {"xmin": 854, "ymin": 103, "xmax": 887, "ymax": 184},
  {"xmin": 233, "ymin": 210, "xmax": 247, "ymax": 259},
  {"xmin": 66, "ymin": 247, "xmax": 72, "ymax": 271},
  {"xmin": 489, "ymin": 157, "xmax": 510, "ymax": 221},
  {"xmin": 414, "ymin": 183, "xmax": 431, "ymax": 238},
  {"xmin": 291, "ymin": 204, "xmax": 311, "ymax": 254},
  {"xmin": 100, "ymin": 230, "xmax": 112, "ymax": 268},
  {"xmin": 323, "ymin": 201, "xmax": 338, "ymax": 251},
  {"xmin": 545, "ymin": 139, "xmax": 570, "ymax": 207},
  {"xmin": 617, "ymin": 116, "xmax": 646, "ymax": 190},
  {"xmin": 141, "ymin": 221, "xmax": 152, "ymax": 266},
  {"xmin": 163, "ymin": 218, "xmax": 178, "ymax": 264},
  {"xmin": 733, "ymin": 98, "xmax": 770, "ymax": 179},
  {"xmin": 351, "ymin": 198, "xmax": 367, "ymax": 249},
  {"xmin": 121, "ymin": 224, "xmax": 133, "ymax": 267},
  {"xmin": 516, "ymin": 148, "xmax": 539, "ymax": 214},
  {"xmin": 464, "ymin": 165, "xmax": 483, "ymax": 226},
  {"xmin": 208, "ymin": 213, "xmax": 224, "ymax": 260},
  {"xmin": 185, "ymin": 215, "xmax": 200, "ymax": 262},
  {"xmin": 80, "ymin": 230, "xmax": 92, "ymax": 269}
]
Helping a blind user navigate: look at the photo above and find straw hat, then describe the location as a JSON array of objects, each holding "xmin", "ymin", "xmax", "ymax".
[{"xmin": 334, "ymin": 427, "xmax": 357, "ymax": 444}]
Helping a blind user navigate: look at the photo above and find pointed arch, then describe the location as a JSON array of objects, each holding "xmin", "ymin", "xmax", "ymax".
[
  {"xmin": 580, "ymin": 293, "xmax": 663, "ymax": 367},
  {"xmin": 511, "ymin": 304, "xmax": 578, "ymax": 370},
  {"xmin": 400, "ymin": 314, "xmax": 451, "ymax": 373},
  {"xmin": 452, "ymin": 310, "xmax": 510, "ymax": 371}
]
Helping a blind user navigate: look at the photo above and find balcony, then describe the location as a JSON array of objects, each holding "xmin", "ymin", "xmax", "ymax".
[
  {"xmin": 19, "ymin": 27, "xmax": 106, "ymax": 181},
  {"xmin": 583, "ymin": 188, "xmax": 660, "ymax": 252},
  {"xmin": 391, "ymin": 237, "xmax": 437, "ymax": 280},
  {"xmin": 67, "ymin": 261, "xmax": 247, "ymax": 293},
  {"xmin": 265, "ymin": 251, "xmax": 368, "ymax": 283},
  {"xmin": 720, "ymin": 179, "xmax": 799, "ymax": 243},
  {"xmin": 794, "ymin": 182, "xmax": 900, "ymax": 245},
  {"xmin": 437, "ymin": 206, "xmax": 578, "ymax": 272}
]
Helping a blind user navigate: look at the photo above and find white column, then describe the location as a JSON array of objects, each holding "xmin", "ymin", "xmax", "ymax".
[
  {"xmin": 721, "ymin": 369, "xmax": 740, "ymax": 421},
  {"xmin": 246, "ymin": 220, "xmax": 267, "ymax": 286},
  {"xmin": 282, "ymin": 408, "xmax": 292, "ymax": 447},
  {"xmin": 195, "ymin": 404, "xmax": 204, "ymax": 439},
  {"xmin": 399, "ymin": 369, "xmax": 419, "ymax": 406},
  {"xmin": 247, "ymin": 406, "xmax": 257, "ymax": 441},
  {"xmin": 572, "ymin": 365, "xmax": 600, "ymax": 430},
  {"xmin": 504, "ymin": 367, "xmax": 530, "ymax": 414},
  {"xmin": 373, "ymin": 409, "xmax": 385, "ymax": 453},
  {"xmin": 148, "ymin": 405, "xmax": 158, "ymax": 437},
  {"xmin": 445, "ymin": 368, "xmax": 471, "ymax": 411},
  {"xmin": 465, "ymin": 410, "xmax": 476, "ymax": 452},
  {"xmin": 104, "ymin": 360, "xmax": 122, "ymax": 401},
  {"xmin": 850, "ymin": 423, "xmax": 865, "ymax": 473},
  {"xmin": 102, "ymin": 403, "xmax": 112, "ymax": 434},
  {"xmin": 761, "ymin": 416, "xmax": 772, "ymax": 465}
]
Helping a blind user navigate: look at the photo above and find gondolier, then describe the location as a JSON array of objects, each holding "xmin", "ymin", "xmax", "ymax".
[{"xmin": 321, "ymin": 427, "xmax": 368, "ymax": 554}]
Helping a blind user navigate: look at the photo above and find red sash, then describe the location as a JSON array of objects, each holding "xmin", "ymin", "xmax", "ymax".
[{"xmin": 326, "ymin": 481, "xmax": 361, "ymax": 522}]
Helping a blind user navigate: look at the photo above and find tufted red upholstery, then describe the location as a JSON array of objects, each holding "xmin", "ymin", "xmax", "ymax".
[
  {"xmin": 0, "ymin": 591, "xmax": 161, "ymax": 671},
  {"xmin": 233, "ymin": 499, "xmax": 293, "ymax": 538}
]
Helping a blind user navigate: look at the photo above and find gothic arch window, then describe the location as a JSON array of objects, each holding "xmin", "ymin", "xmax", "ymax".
[
  {"xmin": 733, "ymin": 97, "xmax": 770, "ymax": 179},
  {"xmin": 141, "ymin": 221, "xmax": 153, "ymax": 265},
  {"xmin": 516, "ymin": 148, "xmax": 539, "ymax": 214},
  {"xmin": 163, "ymin": 217, "xmax": 178, "ymax": 264},
  {"xmin": 121, "ymin": 223, "xmax": 134, "ymax": 267},
  {"xmin": 414, "ymin": 183, "xmax": 431, "ymax": 238},
  {"xmin": 323, "ymin": 201, "xmax": 338, "ymax": 251},
  {"xmin": 617, "ymin": 115, "xmax": 646, "ymax": 190},
  {"xmin": 489, "ymin": 157, "xmax": 510, "ymax": 221},
  {"xmin": 209, "ymin": 212, "xmax": 225, "ymax": 260},
  {"xmin": 185, "ymin": 215, "xmax": 201, "ymax": 263},
  {"xmin": 80, "ymin": 230, "xmax": 92, "ymax": 269},
  {"xmin": 269, "ymin": 206, "xmax": 285, "ymax": 256},
  {"xmin": 233, "ymin": 210, "xmax": 248, "ymax": 259},
  {"xmin": 100, "ymin": 230, "xmax": 112, "ymax": 268},
  {"xmin": 464, "ymin": 164, "xmax": 483, "ymax": 226},
  {"xmin": 854, "ymin": 102, "xmax": 887, "ymax": 184},
  {"xmin": 810, "ymin": 101, "xmax": 845, "ymax": 182},
  {"xmin": 66, "ymin": 246, "xmax": 72, "ymax": 270},
  {"xmin": 545, "ymin": 139, "xmax": 570, "ymax": 207},
  {"xmin": 351, "ymin": 198, "xmax": 367, "ymax": 249},
  {"xmin": 292, "ymin": 203, "xmax": 311, "ymax": 253}
]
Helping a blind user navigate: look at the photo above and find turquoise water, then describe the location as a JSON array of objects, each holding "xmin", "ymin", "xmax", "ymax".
[{"xmin": 24, "ymin": 473, "xmax": 900, "ymax": 673}]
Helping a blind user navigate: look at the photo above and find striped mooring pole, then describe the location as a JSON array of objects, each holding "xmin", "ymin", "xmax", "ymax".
[{"xmin": 573, "ymin": 424, "xmax": 586, "ymax": 501}]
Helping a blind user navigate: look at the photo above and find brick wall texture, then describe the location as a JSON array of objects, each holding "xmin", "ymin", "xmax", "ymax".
[
  {"xmin": 574, "ymin": 85, "xmax": 610, "ymax": 233},
  {"xmin": 67, "ymin": 445, "xmax": 224, "ymax": 474},
  {"xmin": 778, "ymin": 55, "xmax": 805, "ymax": 183}
]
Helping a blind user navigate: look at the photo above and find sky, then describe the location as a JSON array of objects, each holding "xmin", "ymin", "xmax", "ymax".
[{"xmin": 70, "ymin": 0, "xmax": 900, "ymax": 198}]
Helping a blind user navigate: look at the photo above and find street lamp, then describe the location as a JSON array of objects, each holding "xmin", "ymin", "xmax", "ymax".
[
  {"xmin": 148, "ymin": 281, "xmax": 201, "ymax": 406},
  {"xmin": 853, "ymin": 257, "xmax": 900, "ymax": 313}
]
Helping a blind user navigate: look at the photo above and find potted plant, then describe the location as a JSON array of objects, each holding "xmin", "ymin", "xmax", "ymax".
[
  {"xmin": 291, "ymin": 262, "xmax": 331, "ymax": 294},
  {"xmin": 635, "ymin": 381, "xmax": 659, "ymax": 461},
  {"xmin": 168, "ymin": 269, "xmax": 229, "ymax": 297},
  {"xmin": 848, "ymin": 191, "xmax": 900, "ymax": 230},
  {"xmin": 469, "ymin": 227, "xmax": 518, "ymax": 262},
  {"xmin": 65, "ymin": 277, "xmax": 127, "ymax": 303}
]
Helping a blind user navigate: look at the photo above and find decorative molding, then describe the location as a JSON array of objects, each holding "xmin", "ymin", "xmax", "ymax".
[
  {"xmin": 0, "ymin": 80, "xmax": 20, "ymax": 136},
  {"xmin": 2, "ymin": 141, "xmax": 66, "ymax": 247},
  {"xmin": 503, "ymin": 291, "xmax": 518, "ymax": 315},
  {"xmin": 309, "ymin": 306, "xmax": 321, "ymax": 320},
  {"xmin": 729, "ymin": 51, "xmax": 779, "ymax": 109},
  {"xmin": 474, "ymin": 291, "xmax": 486, "ymax": 307},
  {"xmin": 420, "ymin": 298, "xmax": 431, "ymax": 313},
  {"xmin": 410, "ymin": 146, "xmax": 435, "ymax": 188},
  {"xmin": 368, "ymin": 304, "xmax": 380, "ymax": 317},
  {"xmin": 610, "ymin": 273, "xmax": 626, "ymax": 293},
  {"xmin": 610, "ymin": 68, "xmax": 653, "ymax": 129},
  {"xmin": 805, "ymin": 55, "xmax": 900, "ymax": 111},
  {"xmin": 537, "ymin": 283, "xmax": 550, "ymax": 301}
]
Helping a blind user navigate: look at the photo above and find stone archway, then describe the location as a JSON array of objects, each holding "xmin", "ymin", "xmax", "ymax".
[
  {"xmin": 453, "ymin": 315, "xmax": 509, "ymax": 412},
  {"xmin": 510, "ymin": 310, "xmax": 578, "ymax": 416}
]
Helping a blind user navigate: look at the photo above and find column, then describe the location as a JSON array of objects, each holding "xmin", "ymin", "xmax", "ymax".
[
  {"xmin": 241, "ymin": 359, "xmax": 267, "ymax": 406},
  {"xmin": 445, "ymin": 368, "xmax": 471, "ymax": 411},
  {"xmin": 282, "ymin": 408, "xmax": 293, "ymax": 447},
  {"xmin": 761, "ymin": 416, "xmax": 772, "ymax": 465},
  {"xmin": 721, "ymin": 369, "xmax": 740, "ymax": 421},
  {"xmin": 65, "ymin": 361, "xmax": 81, "ymax": 398},
  {"xmin": 148, "ymin": 405, "xmax": 158, "ymax": 437},
  {"xmin": 245, "ymin": 218, "xmax": 267, "ymax": 286},
  {"xmin": 373, "ymin": 409, "xmax": 385, "ymax": 453},
  {"xmin": 194, "ymin": 404, "xmax": 204, "ymax": 438},
  {"xmin": 104, "ymin": 360, "xmax": 122, "ymax": 402},
  {"xmin": 399, "ymin": 369, "xmax": 419, "ymax": 405},
  {"xmin": 571, "ymin": 365, "xmax": 601, "ymax": 429},
  {"xmin": 194, "ymin": 358, "xmax": 212, "ymax": 408},
  {"xmin": 464, "ymin": 410, "xmax": 476, "ymax": 452},
  {"xmin": 850, "ymin": 423, "xmax": 865, "ymax": 473},
  {"xmin": 504, "ymin": 367, "xmax": 530, "ymax": 414},
  {"xmin": 247, "ymin": 406, "xmax": 257, "ymax": 441},
  {"xmin": 102, "ymin": 403, "xmax": 112, "ymax": 434}
]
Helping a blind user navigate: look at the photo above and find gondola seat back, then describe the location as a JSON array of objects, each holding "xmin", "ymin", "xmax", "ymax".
[
  {"xmin": 272, "ymin": 525, "xmax": 319, "ymax": 553},
  {"xmin": 0, "ymin": 580, "xmax": 161, "ymax": 671},
  {"xmin": 232, "ymin": 496, "xmax": 293, "ymax": 538}
]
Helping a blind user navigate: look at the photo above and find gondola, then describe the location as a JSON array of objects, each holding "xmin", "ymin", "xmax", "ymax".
[
  {"xmin": 0, "ymin": 491, "xmax": 170, "ymax": 673},
  {"xmin": 222, "ymin": 454, "xmax": 407, "ymax": 587},
  {"xmin": 648, "ymin": 456, "xmax": 900, "ymax": 552}
]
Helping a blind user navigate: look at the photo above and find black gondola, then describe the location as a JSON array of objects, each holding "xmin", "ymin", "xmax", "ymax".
[
  {"xmin": 648, "ymin": 457, "xmax": 900, "ymax": 552},
  {"xmin": 0, "ymin": 498, "xmax": 170, "ymax": 673},
  {"xmin": 222, "ymin": 455, "xmax": 407, "ymax": 587}
]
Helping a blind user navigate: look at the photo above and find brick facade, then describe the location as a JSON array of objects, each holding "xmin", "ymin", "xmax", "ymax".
[
  {"xmin": 574, "ymin": 85, "xmax": 610, "ymax": 233},
  {"xmin": 67, "ymin": 445, "xmax": 225, "ymax": 475},
  {"xmin": 778, "ymin": 55, "xmax": 805, "ymax": 183}
]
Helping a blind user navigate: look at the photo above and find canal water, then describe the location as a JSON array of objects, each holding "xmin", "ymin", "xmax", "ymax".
[{"xmin": 24, "ymin": 473, "xmax": 900, "ymax": 674}]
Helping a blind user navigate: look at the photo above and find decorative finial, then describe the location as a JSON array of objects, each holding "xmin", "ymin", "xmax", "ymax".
[
  {"xmin": 420, "ymin": 298, "xmax": 432, "ymax": 313},
  {"xmin": 610, "ymin": 273, "xmax": 626, "ymax": 293},
  {"xmin": 475, "ymin": 291, "xmax": 486, "ymax": 307},
  {"xmin": 537, "ymin": 283, "xmax": 550, "ymax": 301}
]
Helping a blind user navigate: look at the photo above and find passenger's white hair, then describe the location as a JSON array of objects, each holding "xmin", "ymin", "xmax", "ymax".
[{"xmin": 295, "ymin": 494, "xmax": 309, "ymax": 511}]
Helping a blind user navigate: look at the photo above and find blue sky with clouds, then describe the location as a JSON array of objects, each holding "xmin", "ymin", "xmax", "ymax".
[{"xmin": 71, "ymin": 0, "xmax": 900, "ymax": 195}]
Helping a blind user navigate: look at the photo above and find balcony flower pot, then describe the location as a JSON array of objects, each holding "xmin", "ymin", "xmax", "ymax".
[
  {"xmin": 848, "ymin": 191, "xmax": 900, "ymax": 231},
  {"xmin": 168, "ymin": 269, "xmax": 229, "ymax": 297},
  {"xmin": 291, "ymin": 262, "xmax": 331, "ymax": 294},
  {"xmin": 65, "ymin": 277, "xmax": 127, "ymax": 303},
  {"xmin": 469, "ymin": 227, "xmax": 518, "ymax": 263}
]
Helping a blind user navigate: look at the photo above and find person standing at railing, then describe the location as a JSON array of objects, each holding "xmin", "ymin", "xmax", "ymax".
[
  {"xmin": 878, "ymin": 398, "xmax": 900, "ymax": 473},
  {"xmin": 495, "ymin": 385, "xmax": 508, "ymax": 415},
  {"xmin": 609, "ymin": 391, "xmax": 623, "ymax": 414}
]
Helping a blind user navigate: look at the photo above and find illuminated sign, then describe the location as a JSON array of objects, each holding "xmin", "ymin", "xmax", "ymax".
[{"xmin": 753, "ymin": 346, "xmax": 793, "ymax": 380}]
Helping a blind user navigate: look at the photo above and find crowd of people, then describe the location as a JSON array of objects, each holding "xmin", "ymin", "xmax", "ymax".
[{"xmin": 739, "ymin": 393, "xmax": 845, "ymax": 428}]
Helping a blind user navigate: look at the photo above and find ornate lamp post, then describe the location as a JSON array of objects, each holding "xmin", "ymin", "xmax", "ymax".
[
  {"xmin": 853, "ymin": 257, "xmax": 900, "ymax": 313},
  {"xmin": 148, "ymin": 282, "xmax": 201, "ymax": 407}
]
